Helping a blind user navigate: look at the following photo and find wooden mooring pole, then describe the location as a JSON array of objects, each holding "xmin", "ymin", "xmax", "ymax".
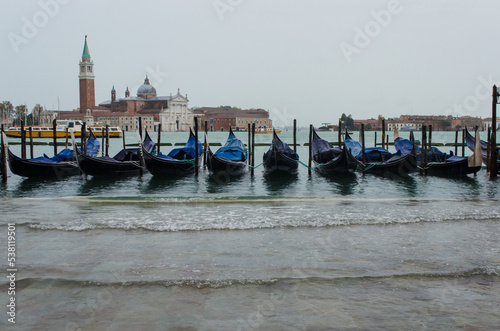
[
  {"xmin": 428, "ymin": 125, "xmax": 433, "ymax": 150},
  {"xmin": 421, "ymin": 126, "xmax": 427, "ymax": 175},
  {"xmin": 361, "ymin": 124, "xmax": 366, "ymax": 173},
  {"xmin": 29, "ymin": 127, "xmax": 34, "ymax": 159},
  {"xmin": 122, "ymin": 128, "xmax": 126, "ymax": 150},
  {"xmin": 491, "ymin": 84, "xmax": 497, "ymax": 178},
  {"xmin": 308, "ymin": 124, "xmax": 312, "ymax": 176},
  {"xmin": 101, "ymin": 128, "xmax": 105, "ymax": 156},
  {"xmin": 487, "ymin": 126, "xmax": 492, "ymax": 173},
  {"xmin": 105, "ymin": 125, "xmax": 110, "ymax": 157},
  {"xmin": 138, "ymin": 117, "xmax": 143, "ymax": 139},
  {"xmin": 338, "ymin": 118, "xmax": 342, "ymax": 147},
  {"xmin": 20, "ymin": 120, "xmax": 26, "ymax": 159},
  {"xmin": 454, "ymin": 130, "xmax": 458, "ymax": 156},
  {"xmin": 293, "ymin": 119, "xmax": 297, "ymax": 153},
  {"xmin": 81, "ymin": 122, "xmax": 87, "ymax": 155},
  {"xmin": 194, "ymin": 117, "xmax": 199, "ymax": 175},
  {"xmin": 247, "ymin": 123, "xmax": 251, "ymax": 166},
  {"xmin": 251, "ymin": 123, "xmax": 255, "ymax": 176},
  {"xmin": 1, "ymin": 124, "xmax": 7, "ymax": 181},
  {"xmin": 381, "ymin": 118, "xmax": 386, "ymax": 150},
  {"xmin": 52, "ymin": 119, "xmax": 57, "ymax": 156},
  {"xmin": 157, "ymin": 123, "xmax": 162, "ymax": 155},
  {"xmin": 462, "ymin": 128, "xmax": 465, "ymax": 157}
]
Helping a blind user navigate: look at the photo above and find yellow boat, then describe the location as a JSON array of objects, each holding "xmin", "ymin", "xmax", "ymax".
[
  {"xmin": 255, "ymin": 126, "xmax": 281, "ymax": 134},
  {"xmin": 5, "ymin": 120, "xmax": 123, "ymax": 138}
]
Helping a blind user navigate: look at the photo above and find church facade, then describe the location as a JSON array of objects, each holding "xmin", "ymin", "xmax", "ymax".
[{"xmin": 58, "ymin": 36, "xmax": 193, "ymax": 132}]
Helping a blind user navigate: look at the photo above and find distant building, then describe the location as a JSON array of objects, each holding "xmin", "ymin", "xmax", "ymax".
[
  {"xmin": 482, "ymin": 118, "xmax": 500, "ymax": 131},
  {"xmin": 386, "ymin": 115, "xmax": 482, "ymax": 131},
  {"xmin": 56, "ymin": 36, "xmax": 192, "ymax": 132},
  {"xmin": 192, "ymin": 107, "xmax": 272, "ymax": 132}
]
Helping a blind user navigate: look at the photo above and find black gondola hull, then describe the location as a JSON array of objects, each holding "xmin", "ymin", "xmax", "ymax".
[
  {"xmin": 77, "ymin": 150, "xmax": 142, "ymax": 176},
  {"xmin": 358, "ymin": 153, "xmax": 418, "ymax": 178},
  {"xmin": 207, "ymin": 150, "xmax": 247, "ymax": 175},
  {"xmin": 424, "ymin": 159, "xmax": 481, "ymax": 176},
  {"xmin": 143, "ymin": 148, "xmax": 196, "ymax": 176},
  {"xmin": 313, "ymin": 146, "xmax": 357, "ymax": 175},
  {"xmin": 8, "ymin": 149, "xmax": 79, "ymax": 178},
  {"xmin": 263, "ymin": 149, "xmax": 299, "ymax": 174}
]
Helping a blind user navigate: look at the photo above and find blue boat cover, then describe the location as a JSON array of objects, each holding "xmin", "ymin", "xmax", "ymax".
[
  {"xmin": 158, "ymin": 134, "xmax": 202, "ymax": 161},
  {"xmin": 312, "ymin": 133, "xmax": 341, "ymax": 163},
  {"xmin": 85, "ymin": 137, "xmax": 100, "ymax": 157},
  {"xmin": 394, "ymin": 137, "xmax": 465, "ymax": 162},
  {"xmin": 345, "ymin": 138, "xmax": 397, "ymax": 162},
  {"xmin": 264, "ymin": 133, "xmax": 299, "ymax": 161},
  {"xmin": 344, "ymin": 138, "xmax": 363, "ymax": 159},
  {"xmin": 214, "ymin": 132, "xmax": 247, "ymax": 161},
  {"xmin": 142, "ymin": 137, "xmax": 155, "ymax": 154},
  {"xmin": 17, "ymin": 148, "xmax": 75, "ymax": 164}
]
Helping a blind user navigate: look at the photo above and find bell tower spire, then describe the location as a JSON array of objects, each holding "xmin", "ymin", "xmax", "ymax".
[{"xmin": 79, "ymin": 35, "xmax": 95, "ymax": 112}]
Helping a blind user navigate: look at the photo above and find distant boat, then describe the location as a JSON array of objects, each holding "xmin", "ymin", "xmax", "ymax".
[
  {"xmin": 5, "ymin": 120, "xmax": 122, "ymax": 138},
  {"xmin": 255, "ymin": 126, "xmax": 281, "ymax": 134}
]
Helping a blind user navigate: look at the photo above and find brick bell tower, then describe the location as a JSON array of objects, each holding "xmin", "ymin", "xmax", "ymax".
[{"xmin": 79, "ymin": 35, "xmax": 95, "ymax": 112}]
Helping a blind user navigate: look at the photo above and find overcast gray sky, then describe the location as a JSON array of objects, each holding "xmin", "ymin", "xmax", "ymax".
[{"xmin": 2, "ymin": 0, "xmax": 500, "ymax": 127}]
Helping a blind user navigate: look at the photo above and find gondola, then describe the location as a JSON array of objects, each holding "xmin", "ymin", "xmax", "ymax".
[
  {"xmin": 394, "ymin": 132, "xmax": 481, "ymax": 176},
  {"xmin": 311, "ymin": 128, "xmax": 357, "ymax": 175},
  {"xmin": 263, "ymin": 130, "xmax": 299, "ymax": 174},
  {"xmin": 7, "ymin": 148, "xmax": 79, "ymax": 178},
  {"xmin": 344, "ymin": 132, "xmax": 417, "ymax": 177},
  {"xmin": 76, "ymin": 130, "xmax": 154, "ymax": 176},
  {"xmin": 464, "ymin": 126, "xmax": 499, "ymax": 168},
  {"xmin": 207, "ymin": 128, "xmax": 247, "ymax": 175},
  {"xmin": 142, "ymin": 129, "xmax": 202, "ymax": 176},
  {"xmin": 5, "ymin": 129, "xmax": 82, "ymax": 178}
]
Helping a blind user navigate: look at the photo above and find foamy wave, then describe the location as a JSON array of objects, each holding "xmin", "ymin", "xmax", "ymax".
[{"xmin": 4, "ymin": 267, "xmax": 498, "ymax": 289}]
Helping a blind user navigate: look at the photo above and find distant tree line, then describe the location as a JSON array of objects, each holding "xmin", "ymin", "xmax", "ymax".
[{"xmin": 0, "ymin": 100, "xmax": 45, "ymax": 126}]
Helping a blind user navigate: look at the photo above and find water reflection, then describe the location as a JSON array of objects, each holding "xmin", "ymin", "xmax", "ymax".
[
  {"xmin": 322, "ymin": 172, "xmax": 358, "ymax": 196},
  {"xmin": 144, "ymin": 173, "xmax": 193, "ymax": 194},
  {"xmin": 11, "ymin": 176, "xmax": 78, "ymax": 197},
  {"xmin": 206, "ymin": 171, "xmax": 247, "ymax": 194},
  {"xmin": 263, "ymin": 171, "xmax": 299, "ymax": 195},
  {"xmin": 78, "ymin": 175, "xmax": 142, "ymax": 196},
  {"xmin": 394, "ymin": 175, "xmax": 418, "ymax": 197}
]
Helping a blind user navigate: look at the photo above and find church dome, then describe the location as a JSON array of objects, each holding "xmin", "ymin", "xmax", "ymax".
[{"xmin": 137, "ymin": 75, "xmax": 157, "ymax": 98}]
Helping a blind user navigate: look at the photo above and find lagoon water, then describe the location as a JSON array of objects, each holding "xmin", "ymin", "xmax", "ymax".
[{"xmin": 1, "ymin": 130, "xmax": 499, "ymax": 330}]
